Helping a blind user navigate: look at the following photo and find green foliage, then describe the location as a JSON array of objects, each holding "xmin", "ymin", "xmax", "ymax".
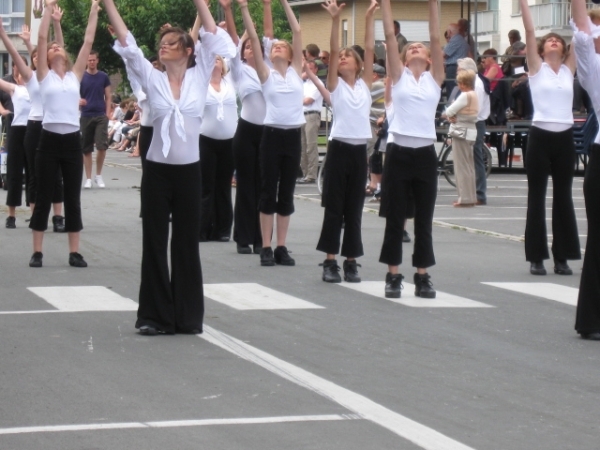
[{"xmin": 57, "ymin": 0, "xmax": 294, "ymax": 90}]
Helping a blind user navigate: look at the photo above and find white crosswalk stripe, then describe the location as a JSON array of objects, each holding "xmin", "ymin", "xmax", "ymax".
[
  {"xmin": 204, "ymin": 283, "xmax": 324, "ymax": 310},
  {"xmin": 27, "ymin": 286, "xmax": 137, "ymax": 312},
  {"xmin": 482, "ymin": 282, "xmax": 579, "ymax": 306},
  {"xmin": 339, "ymin": 281, "xmax": 493, "ymax": 308}
]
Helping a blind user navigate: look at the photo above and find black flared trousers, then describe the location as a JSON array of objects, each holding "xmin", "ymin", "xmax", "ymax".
[
  {"xmin": 137, "ymin": 159, "xmax": 204, "ymax": 334},
  {"xmin": 575, "ymin": 144, "xmax": 600, "ymax": 334},
  {"xmin": 232, "ymin": 119, "xmax": 263, "ymax": 247},
  {"xmin": 317, "ymin": 139, "xmax": 367, "ymax": 258},
  {"xmin": 524, "ymin": 126, "xmax": 581, "ymax": 262},
  {"xmin": 200, "ymin": 134, "xmax": 234, "ymax": 241}
]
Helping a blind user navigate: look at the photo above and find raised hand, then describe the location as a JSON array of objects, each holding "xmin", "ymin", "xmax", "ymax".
[
  {"xmin": 18, "ymin": 24, "xmax": 30, "ymax": 41},
  {"xmin": 51, "ymin": 5, "xmax": 63, "ymax": 21},
  {"xmin": 90, "ymin": 0, "xmax": 101, "ymax": 13},
  {"xmin": 236, "ymin": 0, "xmax": 248, "ymax": 8},
  {"xmin": 321, "ymin": 0, "xmax": 345, "ymax": 18},
  {"xmin": 45, "ymin": 0, "xmax": 58, "ymax": 8},
  {"xmin": 366, "ymin": 0, "xmax": 378, "ymax": 16},
  {"xmin": 219, "ymin": 0, "xmax": 231, "ymax": 9},
  {"xmin": 107, "ymin": 24, "xmax": 116, "ymax": 36}
]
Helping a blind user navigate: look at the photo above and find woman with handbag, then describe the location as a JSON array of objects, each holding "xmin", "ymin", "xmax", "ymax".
[{"xmin": 445, "ymin": 69, "xmax": 478, "ymax": 207}]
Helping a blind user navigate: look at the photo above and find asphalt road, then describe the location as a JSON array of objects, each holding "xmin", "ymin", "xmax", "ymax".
[{"xmin": 0, "ymin": 150, "xmax": 594, "ymax": 450}]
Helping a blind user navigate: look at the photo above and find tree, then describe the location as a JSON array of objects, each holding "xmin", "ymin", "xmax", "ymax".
[{"xmin": 57, "ymin": 0, "xmax": 293, "ymax": 84}]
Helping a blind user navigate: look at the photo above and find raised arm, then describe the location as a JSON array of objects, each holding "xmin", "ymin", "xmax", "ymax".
[
  {"xmin": 0, "ymin": 78, "xmax": 17, "ymax": 96},
  {"xmin": 219, "ymin": 0, "xmax": 239, "ymax": 45},
  {"xmin": 72, "ymin": 0, "xmax": 101, "ymax": 81},
  {"xmin": 323, "ymin": 0, "xmax": 345, "ymax": 92},
  {"xmin": 190, "ymin": 14, "xmax": 201, "ymax": 45},
  {"xmin": 18, "ymin": 25, "xmax": 34, "ymax": 57},
  {"xmin": 381, "ymin": 0, "xmax": 402, "ymax": 83},
  {"xmin": 102, "ymin": 0, "xmax": 129, "ymax": 47},
  {"xmin": 279, "ymin": 0, "xmax": 303, "ymax": 75},
  {"xmin": 51, "ymin": 6, "xmax": 65, "ymax": 48},
  {"xmin": 305, "ymin": 60, "xmax": 331, "ymax": 104},
  {"xmin": 362, "ymin": 0, "xmax": 378, "ymax": 88},
  {"xmin": 519, "ymin": 0, "xmax": 541, "ymax": 75},
  {"xmin": 237, "ymin": 0, "xmax": 270, "ymax": 82},
  {"xmin": 572, "ymin": 0, "xmax": 590, "ymax": 35},
  {"xmin": 263, "ymin": 0, "xmax": 274, "ymax": 39},
  {"xmin": 192, "ymin": 0, "xmax": 217, "ymax": 34},
  {"xmin": 0, "ymin": 23, "xmax": 33, "ymax": 82},
  {"xmin": 428, "ymin": 0, "xmax": 444, "ymax": 86},
  {"xmin": 36, "ymin": 0, "xmax": 55, "ymax": 82}
]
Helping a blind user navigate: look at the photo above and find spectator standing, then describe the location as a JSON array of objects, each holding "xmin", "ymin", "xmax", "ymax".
[
  {"xmin": 443, "ymin": 23, "xmax": 469, "ymax": 95},
  {"xmin": 305, "ymin": 43, "xmax": 328, "ymax": 82},
  {"xmin": 80, "ymin": 50, "xmax": 111, "ymax": 188},
  {"xmin": 394, "ymin": 20, "xmax": 407, "ymax": 54},
  {"xmin": 457, "ymin": 18, "xmax": 475, "ymax": 58},
  {"xmin": 481, "ymin": 48, "xmax": 503, "ymax": 91},
  {"xmin": 0, "ymin": 60, "xmax": 16, "ymax": 139},
  {"xmin": 298, "ymin": 59, "xmax": 323, "ymax": 184},
  {"xmin": 501, "ymin": 29, "xmax": 522, "ymax": 76}
]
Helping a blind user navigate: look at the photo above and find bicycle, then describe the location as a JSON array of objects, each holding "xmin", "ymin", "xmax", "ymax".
[{"xmin": 437, "ymin": 134, "xmax": 493, "ymax": 187}]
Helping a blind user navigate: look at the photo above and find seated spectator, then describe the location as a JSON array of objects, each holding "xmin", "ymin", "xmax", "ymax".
[{"xmin": 481, "ymin": 48, "xmax": 503, "ymax": 91}]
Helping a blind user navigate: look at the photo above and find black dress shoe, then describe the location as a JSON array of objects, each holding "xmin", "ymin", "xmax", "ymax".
[
  {"xmin": 139, "ymin": 325, "xmax": 157, "ymax": 336},
  {"xmin": 29, "ymin": 252, "xmax": 43, "ymax": 268},
  {"xmin": 554, "ymin": 260, "xmax": 573, "ymax": 275},
  {"xmin": 6, "ymin": 216, "xmax": 16, "ymax": 229},
  {"xmin": 580, "ymin": 332, "xmax": 600, "ymax": 340},
  {"xmin": 274, "ymin": 246, "xmax": 295, "ymax": 266},
  {"xmin": 237, "ymin": 244, "xmax": 252, "ymax": 254},
  {"xmin": 69, "ymin": 252, "xmax": 88, "ymax": 268},
  {"xmin": 320, "ymin": 259, "xmax": 341, "ymax": 283},
  {"xmin": 530, "ymin": 261, "xmax": 546, "ymax": 275}
]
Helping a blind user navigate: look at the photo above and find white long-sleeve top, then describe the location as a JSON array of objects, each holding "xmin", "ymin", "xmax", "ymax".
[
  {"xmin": 25, "ymin": 73, "xmax": 43, "ymax": 121},
  {"xmin": 11, "ymin": 85, "xmax": 31, "ymax": 126},
  {"xmin": 229, "ymin": 37, "xmax": 273, "ymax": 125},
  {"xmin": 113, "ymin": 28, "xmax": 236, "ymax": 164},
  {"xmin": 200, "ymin": 75, "xmax": 238, "ymax": 139},
  {"xmin": 571, "ymin": 18, "xmax": 600, "ymax": 144}
]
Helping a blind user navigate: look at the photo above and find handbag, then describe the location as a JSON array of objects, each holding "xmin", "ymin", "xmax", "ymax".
[{"xmin": 448, "ymin": 125, "xmax": 468, "ymax": 139}]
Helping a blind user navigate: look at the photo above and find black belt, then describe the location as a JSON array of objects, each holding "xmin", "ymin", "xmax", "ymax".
[{"xmin": 304, "ymin": 111, "xmax": 320, "ymax": 116}]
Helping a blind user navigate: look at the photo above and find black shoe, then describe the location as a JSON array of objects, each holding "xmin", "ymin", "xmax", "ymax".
[
  {"xmin": 414, "ymin": 272, "xmax": 436, "ymax": 298},
  {"xmin": 237, "ymin": 244, "xmax": 252, "ymax": 254},
  {"xmin": 69, "ymin": 252, "xmax": 88, "ymax": 268},
  {"xmin": 139, "ymin": 325, "xmax": 157, "ymax": 336},
  {"xmin": 52, "ymin": 215, "xmax": 66, "ymax": 232},
  {"xmin": 260, "ymin": 247, "xmax": 275, "ymax": 266},
  {"xmin": 530, "ymin": 261, "xmax": 546, "ymax": 275},
  {"xmin": 320, "ymin": 259, "xmax": 341, "ymax": 283},
  {"xmin": 218, "ymin": 236, "xmax": 230, "ymax": 242},
  {"xmin": 385, "ymin": 272, "xmax": 403, "ymax": 298},
  {"xmin": 343, "ymin": 259, "xmax": 361, "ymax": 283},
  {"xmin": 554, "ymin": 260, "xmax": 573, "ymax": 275},
  {"xmin": 29, "ymin": 252, "xmax": 43, "ymax": 268},
  {"xmin": 580, "ymin": 332, "xmax": 600, "ymax": 341},
  {"xmin": 6, "ymin": 216, "xmax": 15, "ymax": 229},
  {"xmin": 253, "ymin": 245, "xmax": 262, "ymax": 254},
  {"xmin": 274, "ymin": 246, "xmax": 295, "ymax": 266},
  {"xmin": 402, "ymin": 230, "xmax": 411, "ymax": 243}
]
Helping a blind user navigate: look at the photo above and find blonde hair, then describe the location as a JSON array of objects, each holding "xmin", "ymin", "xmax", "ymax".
[
  {"xmin": 589, "ymin": 9, "xmax": 600, "ymax": 24},
  {"xmin": 215, "ymin": 55, "xmax": 228, "ymax": 76},
  {"xmin": 400, "ymin": 42, "xmax": 431, "ymax": 71},
  {"xmin": 456, "ymin": 69, "xmax": 476, "ymax": 89}
]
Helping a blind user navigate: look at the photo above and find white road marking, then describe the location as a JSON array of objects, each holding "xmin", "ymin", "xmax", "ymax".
[
  {"xmin": 433, "ymin": 217, "xmax": 587, "ymax": 221},
  {"xmin": 482, "ymin": 282, "xmax": 579, "ymax": 306},
  {"xmin": 202, "ymin": 326, "xmax": 477, "ymax": 450},
  {"xmin": 338, "ymin": 281, "xmax": 492, "ymax": 308},
  {"xmin": 204, "ymin": 283, "xmax": 324, "ymax": 310},
  {"xmin": 0, "ymin": 414, "xmax": 356, "ymax": 436},
  {"xmin": 27, "ymin": 286, "xmax": 137, "ymax": 312}
]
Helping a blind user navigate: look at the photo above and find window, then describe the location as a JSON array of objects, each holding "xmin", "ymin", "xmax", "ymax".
[
  {"xmin": 12, "ymin": 0, "xmax": 24, "ymax": 13},
  {"xmin": 342, "ymin": 20, "xmax": 348, "ymax": 47},
  {"xmin": 10, "ymin": 16, "xmax": 23, "ymax": 32},
  {"xmin": 0, "ymin": 0, "xmax": 10, "ymax": 14},
  {"xmin": 512, "ymin": 0, "xmax": 521, "ymax": 15}
]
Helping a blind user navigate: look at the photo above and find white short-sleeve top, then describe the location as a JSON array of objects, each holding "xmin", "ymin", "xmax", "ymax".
[
  {"xmin": 25, "ymin": 73, "xmax": 43, "ymax": 121},
  {"xmin": 113, "ymin": 28, "xmax": 236, "ymax": 165},
  {"xmin": 529, "ymin": 62, "xmax": 574, "ymax": 131},
  {"xmin": 329, "ymin": 77, "xmax": 371, "ymax": 143},
  {"xmin": 39, "ymin": 70, "xmax": 81, "ymax": 133},
  {"xmin": 388, "ymin": 67, "xmax": 441, "ymax": 146},
  {"xmin": 200, "ymin": 75, "xmax": 238, "ymax": 140},
  {"xmin": 262, "ymin": 67, "xmax": 305, "ymax": 128},
  {"xmin": 11, "ymin": 85, "xmax": 31, "ymax": 126}
]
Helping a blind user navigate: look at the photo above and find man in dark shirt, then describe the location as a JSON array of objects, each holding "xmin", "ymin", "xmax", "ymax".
[
  {"xmin": 80, "ymin": 50, "xmax": 111, "ymax": 189},
  {"xmin": 0, "ymin": 62, "xmax": 17, "ymax": 140}
]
